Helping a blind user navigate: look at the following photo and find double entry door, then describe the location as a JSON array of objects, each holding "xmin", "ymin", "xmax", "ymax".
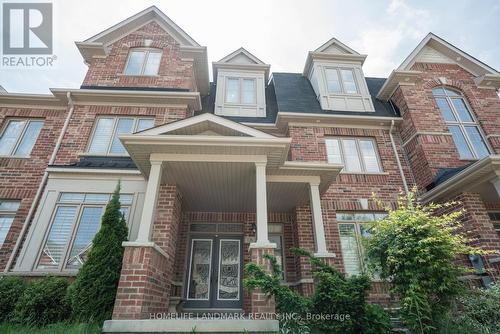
[{"xmin": 184, "ymin": 235, "xmax": 243, "ymax": 309}]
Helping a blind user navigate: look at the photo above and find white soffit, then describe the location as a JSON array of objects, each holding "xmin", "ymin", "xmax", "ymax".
[
  {"xmin": 303, "ymin": 37, "xmax": 367, "ymax": 76},
  {"xmin": 212, "ymin": 47, "xmax": 271, "ymax": 81}
]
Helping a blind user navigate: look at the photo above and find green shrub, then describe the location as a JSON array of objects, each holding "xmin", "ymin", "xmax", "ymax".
[
  {"xmin": 13, "ymin": 276, "xmax": 70, "ymax": 327},
  {"xmin": 0, "ymin": 276, "xmax": 27, "ymax": 323},
  {"xmin": 436, "ymin": 284, "xmax": 500, "ymax": 334},
  {"xmin": 364, "ymin": 190, "xmax": 484, "ymax": 333},
  {"xmin": 244, "ymin": 248, "xmax": 391, "ymax": 334},
  {"xmin": 362, "ymin": 304, "xmax": 392, "ymax": 334},
  {"xmin": 69, "ymin": 183, "xmax": 128, "ymax": 324}
]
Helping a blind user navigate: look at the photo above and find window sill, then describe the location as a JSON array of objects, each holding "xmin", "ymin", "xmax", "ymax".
[
  {"xmin": 7, "ymin": 270, "xmax": 78, "ymax": 277},
  {"xmin": 339, "ymin": 171, "xmax": 389, "ymax": 176},
  {"xmin": 0, "ymin": 155, "xmax": 31, "ymax": 159},
  {"xmin": 222, "ymin": 102, "xmax": 258, "ymax": 107},
  {"xmin": 117, "ymin": 73, "xmax": 160, "ymax": 78}
]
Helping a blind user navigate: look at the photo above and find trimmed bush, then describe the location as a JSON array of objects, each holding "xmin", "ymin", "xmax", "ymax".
[
  {"xmin": 13, "ymin": 276, "xmax": 70, "ymax": 327},
  {"xmin": 69, "ymin": 183, "xmax": 128, "ymax": 324},
  {"xmin": 0, "ymin": 276, "xmax": 27, "ymax": 323}
]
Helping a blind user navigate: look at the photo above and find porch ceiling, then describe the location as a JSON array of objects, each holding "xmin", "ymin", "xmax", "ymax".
[{"xmin": 163, "ymin": 161, "xmax": 310, "ymax": 212}]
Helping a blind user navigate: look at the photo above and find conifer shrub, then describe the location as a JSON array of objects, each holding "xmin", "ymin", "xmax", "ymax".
[{"xmin": 68, "ymin": 183, "xmax": 128, "ymax": 324}]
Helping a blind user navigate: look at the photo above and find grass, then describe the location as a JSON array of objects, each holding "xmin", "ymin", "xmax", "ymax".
[{"xmin": 0, "ymin": 323, "xmax": 101, "ymax": 334}]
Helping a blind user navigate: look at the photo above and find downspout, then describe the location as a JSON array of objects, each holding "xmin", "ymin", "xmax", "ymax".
[
  {"xmin": 389, "ymin": 120, "xmax": 409, "ymax": 194},
  {"xmin": 5, "ymin": 92, "xmax": 75, "ymax": 272}
]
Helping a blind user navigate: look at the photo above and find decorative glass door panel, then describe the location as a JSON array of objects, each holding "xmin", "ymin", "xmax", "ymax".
[
  {"xmin": 184, "ymin": 236, "xmax": 243, "ymax": 309},
  {"xmin": 187, "ymin": 239, "xmax": 213, "ymax": 301},
  {"xmin": 217, "ymin": 240, "xmax": 240, "ymax": 301}
]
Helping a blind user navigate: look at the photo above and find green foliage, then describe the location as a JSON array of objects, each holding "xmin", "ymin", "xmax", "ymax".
[
  {"xmin": 0, "ymin": 322, "xmax": 101, "ymax": 334},
  {"xmin": 13, "ymin": 276, "xmax": 70, "ymax": 327},
  {"xmin": 436, "ymin": 284, "xmax": 500, "ymax": 334},
  {"xmin": 244, "ymin": 248, "xmax": 391, "ymax": 334},
  {"xmin": 364, "ymin": 190, "xmax": 484, "ymax": 333},
  {"xmin": 362, "ymin": 304, "xmax": 392, "ymax": 334},
  {"xmin": 69, "ymin": 182, "xmax": 129, "ymax": 324},
  {"xmin": 0, "ymin": 276, "xmax": 27, "ymax": 323}
]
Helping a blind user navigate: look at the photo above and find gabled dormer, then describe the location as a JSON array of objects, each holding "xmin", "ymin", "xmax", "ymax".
[
  {"xmin": 213, "ymin": 48, "xmax": 270, "ymax": 117},
  {"xmin": 76, "ymin": 6, "xmax": 209, "ymax": 94},
  {"xmin": 303, "ymin": 38, "xmax": 374, "ymax": 112}
]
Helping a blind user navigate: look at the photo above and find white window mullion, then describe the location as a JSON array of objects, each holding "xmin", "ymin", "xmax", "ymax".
[
  {"xmin": 59, "ymin": 203, "xmax": 84, "ymax": 271},
  {"xmin": 355, "ymin": 139, "xmax": 366, "ymax": 172}
]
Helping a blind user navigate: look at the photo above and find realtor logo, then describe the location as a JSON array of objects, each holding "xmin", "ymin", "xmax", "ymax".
[{"xmin": 2, "ymin": 2, "xmax": 52, "ymax": 54}]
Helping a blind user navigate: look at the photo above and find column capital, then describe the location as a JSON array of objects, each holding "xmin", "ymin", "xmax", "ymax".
[
  {"xmin": 150, "ymin": 159, "xmax": 163, "ymax": 166},
  {"xmin": 309, "ymin": 181, "xmax": 321, "ymax": 187},
  {"xmin": 255, "ymin": 161, "xmax": 267, "ymax": 168}
]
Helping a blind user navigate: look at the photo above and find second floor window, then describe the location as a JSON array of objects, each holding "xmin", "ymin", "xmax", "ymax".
[
  {"xmin": 225, "ymin": 78, "xmax": 256, "ymax": 104},
  {"xmin": 124, "ymin": 48, "xmax": 162, "ymax": 76},
  {"xmin": 0, "ymin": 119, "xmax": 44, "ymax": 157},
  {"xmin": 433, "ymin": 87, "xmax": 490, "ymax": 160},
  {"xmin": 88, "ymin": 117, "xmax": 154, "ymax": 155},
  {"xmin": 326, "ymin": 137, "xmax": 382, "ymax": 173},
  {"xmin": 325, "ymin": 68, "xmax": 359, "ymax": 94}
]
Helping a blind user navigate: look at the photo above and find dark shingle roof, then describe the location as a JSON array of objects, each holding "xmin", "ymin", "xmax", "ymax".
[
  {"xmin": 51, "ymin": 156, "xmax": 137, "ymax": 169},
  {"xmin": 200, "ymin": 73, "xmax": 399, "ymax": 124},
  {"xmin": 426, "ymin": 164, "xmax": 472, "ymax": 191}
]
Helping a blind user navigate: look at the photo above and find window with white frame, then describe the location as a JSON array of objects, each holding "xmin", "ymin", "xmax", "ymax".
[
  {"xmin": 325, "ymin": 68, "xmax": 359, "ymax": 94},
  {"xmin": 124, "ymin": 48, "xmax": 162, "ymax": 76},
  {"xmin": 37, "ymin": 193, "xmax": 132, "ymax": 270},
  {"xmin": 0, "ymin": 201, "xmax": 20, "ymax": 247},
  {"xmin": 225, "ymin": 78, "xmax": 256, "ymax": 105},
  {"xmin": 268, "ymin": 223, "xmax": 285, "ymax": 280},
  {"xmin": 87, "ymin": 117, "xmax": 154, "ymax": 155},
  {"xmin": 433, "ymin": 87, "xmax": 490, "ymax": 160},
  {"xmin": 487, "ymin": 212, "xmax": 500, "ymax": 238},
  {"xmin": 0, "ymin": 119, "xmax": 44, "ymax": 157},
  {"xmin": 337, "ymin": 212, "xmax": 387, "ymax": 276},
  {"xmin": 325, "ymin": 137, "xmax": 382, "ymax": 173}
]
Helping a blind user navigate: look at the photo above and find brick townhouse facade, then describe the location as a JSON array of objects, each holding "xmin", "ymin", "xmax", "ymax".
[{"xmin": 1, "ymin": 6, "xmax": 500, "ymax": 333}]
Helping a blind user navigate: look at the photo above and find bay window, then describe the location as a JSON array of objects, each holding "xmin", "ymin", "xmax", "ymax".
[
  {"xmin": 433, "ymin": 87, "xmax": 490, "ymax": 160},
  {"xmin": 87, "ymin": 116, "xmax": 154, "ymax": 155},
  {"xmin": 37, "ymin": 193, "xmax": 132, "ymax": 271},
  {"xmin": 0, "ymin": 119, "xmax": 44, "ymax": 157},
  {"xmin": 326, "ymin": 137, "xmax": 382, "ymax": 173}
]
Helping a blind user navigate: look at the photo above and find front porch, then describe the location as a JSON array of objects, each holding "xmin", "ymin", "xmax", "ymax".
[{"xmin": 103, "ymin": 114, "xmax": 342, "ymax": 332}]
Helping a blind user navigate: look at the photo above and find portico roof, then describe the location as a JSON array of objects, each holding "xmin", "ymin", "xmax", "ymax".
[{"xmin": 119, "ymin": 113, "xmax": 343, "ymax": 211}]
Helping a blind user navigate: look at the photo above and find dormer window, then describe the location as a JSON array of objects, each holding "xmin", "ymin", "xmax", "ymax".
[
  {"xmin": 325, "ymin": 68, "xmax": 359, "ymax": 94},
  {"xmin": 225, "ymin": 78, "xmax": 256, "ymax": 105},
  {"xmin": 124, "ymin": 48, "xmax": 162, "ymax": 76}
]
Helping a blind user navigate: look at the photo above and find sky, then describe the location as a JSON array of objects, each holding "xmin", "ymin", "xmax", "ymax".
[{"xmin": 1, "ymin": 0, "xmax": 499, "ymax": 94}]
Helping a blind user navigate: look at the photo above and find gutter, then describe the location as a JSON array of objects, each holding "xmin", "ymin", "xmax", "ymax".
[
  {"xmin": 5, "ymin": 92, "xmax": 75, "ymax": 272},
  {"xmin": 389, "ymin": 120, "xmax": 409, "ymax": 194}
]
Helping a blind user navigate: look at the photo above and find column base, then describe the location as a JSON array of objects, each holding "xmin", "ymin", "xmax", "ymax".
[{"xmin": 249, "ymin": 242, "xmax": 277, "ymax": 249}]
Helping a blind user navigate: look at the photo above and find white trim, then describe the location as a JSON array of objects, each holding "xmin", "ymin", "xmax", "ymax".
[
  {"xmin": 216, "ymin": 47, "xmax": 266, "ymax": 65},
  {"xmin": 46, "ymin": 167, "xmax": 142, "ymax": 175},
  {"xmin": 136, "ymin": 113, "xmax": 275, "ymax": 138},
  {"xmin": 122, "ymin": 241, "xmax": 168, "ymax": 259},
  {"xmin": 149, "ymin": 153, "xmax": 267, "ymax": 163}
]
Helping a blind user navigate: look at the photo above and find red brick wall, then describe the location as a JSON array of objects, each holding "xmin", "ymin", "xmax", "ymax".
[
  {"xmin": 0, "ymin": 106, "xmax": 67, "ymax": 270},
  {"xmin": 393, "ymin": 63, "xmax": 500, "ymax": 190},
  {"xmin": 82, "ymin": 21, "xmax": 195, "ymax": 90},
  {"xmin": 53, "ymin": 104, "xmax": 189, "ymax": 165}
]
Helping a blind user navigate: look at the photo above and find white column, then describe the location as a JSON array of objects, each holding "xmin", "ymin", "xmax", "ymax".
[
  {"xmin": 251, "ymin": 161, "xmax": 275, "ymax": 248},
  {"xmin": 309, "ymin": 182, "xmax": 335, "ymax": 257},
  {"xmin": 491, "ymin": 178, "xmax": 500, "ymax": 198},
  {"xmin": 136, "ymin": 160, "xmax": 163, "ymax": 242}
]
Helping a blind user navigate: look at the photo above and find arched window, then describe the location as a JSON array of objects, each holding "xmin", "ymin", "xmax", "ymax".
[{"xmin": 432, "ymin": 87, "xmax": 490, "ymax": 160}]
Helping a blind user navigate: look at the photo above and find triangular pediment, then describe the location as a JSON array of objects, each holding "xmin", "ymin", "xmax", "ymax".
[
  {"xmin": 398, "ymin": 33, "xmax": 499, "ymax": 76},
  {"xmin": 314, "ymin": 37, "xmax": 360, "ymax": 55},
  {"xmin": 217, "ymin": 47, "xmax": 266, "ymax": 65},
  {"xmin": 82, "ymin": 6, "xmax": 199, "ymax": 47},
  {"xmin": 136, "ymin": 113, "xmax": 275, "ymax": 138}
]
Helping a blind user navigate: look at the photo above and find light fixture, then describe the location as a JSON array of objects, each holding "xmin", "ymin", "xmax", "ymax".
[{"xmin": 251, "ymin": 223, "xmax": 257, "ymax": 234}]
